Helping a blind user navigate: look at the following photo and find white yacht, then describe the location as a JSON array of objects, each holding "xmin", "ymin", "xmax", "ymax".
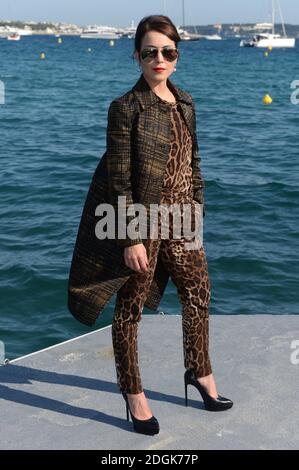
[
  {"xmin": 240, "ymin": 32, "xmax": 295, "ymax": 48},
  {"xmin": 205, "ymin": 34, "xmax": 222, "ymax": 40},
  {"xmin": 121, "ymin": 20, "xmax": 136, "ymax": 39},
  {"xmin": 177, "ymin": 26, "xmax": 202, "ymax": 41},
  {"xmin": 80, "ymin": 26, "xmax": 121, "ymax": 39},
  {"xmin": 240, "ymin": 0, "xmax": 295, "ymax": 48}
]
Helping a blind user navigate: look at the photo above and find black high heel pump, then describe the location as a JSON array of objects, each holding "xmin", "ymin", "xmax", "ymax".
[
  {"xmin": 122, "ymin": 392, "xmax": 160, "ymax": 435},
  {"xmin": 184, "ymin": 369, "xmax": 233, "ymax": 411}
]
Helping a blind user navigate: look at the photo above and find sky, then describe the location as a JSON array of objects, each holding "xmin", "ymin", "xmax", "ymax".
[{"xmin": 1, "ymin": 0, "xmax": 298, "ymax": 27}]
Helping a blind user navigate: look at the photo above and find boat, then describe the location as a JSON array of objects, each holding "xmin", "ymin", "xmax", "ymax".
[
  {"xmin": 179, "ymin": 29, "xmax": 202, "ymax": 41},
  {"xmin": 80, "ymin": 26, "xmax": 121, "ymax": 39},
  {"xmin": 240, "ymin": 32, "xmax": 295, "ymax": 48},
  {"xmin": 240, "ymin": 0, "xmax": 295, "ymax": 48},
  {"xmin": 7, "ymin": 33, "xmax": 21, "ymax": 41},
  {"xmin": 204, "ymin": 34, "xmax": 222, "ymax": 40},
  {"xmin": 121, "ymin": 20, "xmax": 136, "ymax": 39}
]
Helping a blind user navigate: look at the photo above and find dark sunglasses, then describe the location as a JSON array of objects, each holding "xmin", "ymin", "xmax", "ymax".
[{"xmin": 140, "ymin": 47, "xmax": 179, "ymax": 62}]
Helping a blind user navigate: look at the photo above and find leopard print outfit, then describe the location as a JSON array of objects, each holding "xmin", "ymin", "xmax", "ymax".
[{"xmin": 112, "ymin": 97, "xmax": 212, "ymax": 394}]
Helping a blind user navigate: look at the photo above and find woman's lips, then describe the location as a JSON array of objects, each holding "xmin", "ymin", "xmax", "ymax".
[{"xmin": 153, "ymin": 68, "xmax": 165, "ymax": 72}]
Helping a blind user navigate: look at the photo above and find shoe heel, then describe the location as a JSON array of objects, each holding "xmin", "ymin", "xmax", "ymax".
[
  {"xmin": 184, "ymin": 378, "xmax": 188, "ymax": 407},
  {"xmin": 122, "ymin": 392, "xmax": 130, "ymax": 421}
]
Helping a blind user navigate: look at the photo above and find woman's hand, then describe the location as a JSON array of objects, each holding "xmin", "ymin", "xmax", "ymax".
[{"xmin": 124, "ymin": 243, "xmax": 149, "ymax": 273}]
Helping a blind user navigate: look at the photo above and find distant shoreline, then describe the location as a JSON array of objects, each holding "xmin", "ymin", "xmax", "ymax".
[
  {"xmin": 0, "ymin": 20, "xmax": 299, "ymax": 39},
  {"xmin": 1, "ymin": 20, "xmax": 299, "ymax": 38}
]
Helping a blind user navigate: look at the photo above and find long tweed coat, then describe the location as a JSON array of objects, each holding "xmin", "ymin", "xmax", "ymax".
[{"xmin": 67, "ymin": 72, "xmax": 205, "ymax": 326}]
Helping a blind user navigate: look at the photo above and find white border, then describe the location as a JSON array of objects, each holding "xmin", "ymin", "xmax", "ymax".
[{"xmin": 8, "ymin": 324, "xmax": 112, "ymax": 363}]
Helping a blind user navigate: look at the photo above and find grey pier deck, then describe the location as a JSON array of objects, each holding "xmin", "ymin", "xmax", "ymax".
[{"xmin": 0, "ymin": 314, "xmax": 298, "ymax": 450}]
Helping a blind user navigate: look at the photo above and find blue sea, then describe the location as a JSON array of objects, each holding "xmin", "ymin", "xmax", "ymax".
[{"xmin": 0, "ymin": 35, "xmax": 298, "ymax": 360}]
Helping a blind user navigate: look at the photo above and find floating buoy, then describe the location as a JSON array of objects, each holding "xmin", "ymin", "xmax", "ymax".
[
  {"xmin": 58, "ymin": 37, "xmax": 62, "ymax": 44},
  {"xmin": 87, "ymin": 47, "xmax": 92, "ymax": 52},
  {"xmin": 40, "ymin": 52, "xmax": 46, "ymax": 60},
  {"xmin": 268, "ymin": 45, "xmax": 272, "ymax": 51},
  {"xmin": 264, "ymin": 51, "xmax": 269, "ymax": 57},
  {"xmin": 109, "ymin": 39, "xmax": 114, "ymax": 47},
  {"xmin": 263, "ymin": 94, "xmax": 273, "ymax": 105}
]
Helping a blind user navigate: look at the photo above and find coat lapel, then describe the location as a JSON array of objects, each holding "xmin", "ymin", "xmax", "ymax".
[{"xmin": 132, "ymin": 73, "xmax": 195, "ymax": 144}]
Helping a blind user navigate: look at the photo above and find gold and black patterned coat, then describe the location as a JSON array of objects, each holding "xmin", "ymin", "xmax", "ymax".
[{"xmin": 67, "ymin": 73, "xmax": 205, "ymax": 326}]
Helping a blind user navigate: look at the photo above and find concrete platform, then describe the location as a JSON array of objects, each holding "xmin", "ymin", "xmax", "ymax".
[{"xmin": 0, "ymin": 314, "xmax": 298, "ymax": 450}]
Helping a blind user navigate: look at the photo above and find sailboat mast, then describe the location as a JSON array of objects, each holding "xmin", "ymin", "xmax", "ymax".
[
  {"xmin": 182, "ymin": 0, "xmax": 185, "ymax": 29},
  {"xmin": 277, "ymin": 0, "xmax": 287, "ymax": 37},
  {"xmin": 272, "ymin": 0, "xmax": 275, "ymax": 34},
  {"xmin": 163, "ymin": 0, "xmax": 167, "ymax": 15}
]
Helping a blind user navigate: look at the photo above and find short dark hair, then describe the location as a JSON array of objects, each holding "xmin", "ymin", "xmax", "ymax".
[{"xmin": 134, "ymin": 15, "xmax": 181, "ymax": 53}]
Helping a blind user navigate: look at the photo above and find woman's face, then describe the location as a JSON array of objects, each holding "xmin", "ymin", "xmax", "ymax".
[{"xmin": 134, "ymin": 31, "xmax": 178, "ymax": 83}]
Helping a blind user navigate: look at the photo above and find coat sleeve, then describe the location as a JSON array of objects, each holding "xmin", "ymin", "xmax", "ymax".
[
  {"xmin": 191, "ymin": 100, "xmax": 205, "ymax": 218},
  {"xmin": 106, "ymin": 98, "xmax": 143, "ymax": 248}
]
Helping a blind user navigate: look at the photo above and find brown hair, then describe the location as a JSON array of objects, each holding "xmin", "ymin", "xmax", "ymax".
[{"xmin": 133, "ymin": 15, "xmax": 181, "ymax": 56}]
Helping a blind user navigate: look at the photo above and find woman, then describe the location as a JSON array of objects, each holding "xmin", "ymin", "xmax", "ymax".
[{"xmin": 67, "ymin": 15, "xmax": 233, "ymax": 436}]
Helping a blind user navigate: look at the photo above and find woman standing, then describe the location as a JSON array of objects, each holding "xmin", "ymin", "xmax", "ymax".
[
  {"xmin": 67, "ymin": 14, "xmax": 233, "ymax": 437},
  {"xmin": 110, "ymin": 15, "xmax": 233, "ymax": 435}
]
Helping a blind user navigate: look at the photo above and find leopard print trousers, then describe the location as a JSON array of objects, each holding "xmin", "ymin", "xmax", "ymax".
[{"xmin": 111, "ymin": 214, "xmax": 212, "ymax": 394}]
